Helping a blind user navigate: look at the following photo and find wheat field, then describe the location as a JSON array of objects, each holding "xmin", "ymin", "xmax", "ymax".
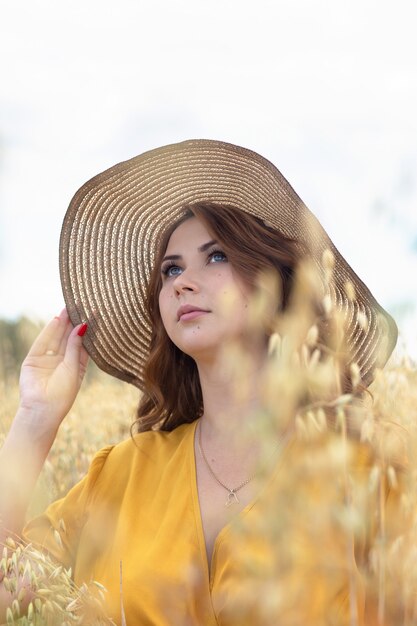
[{"xmin": 1, "ymin": 311, "xmax": 417, "ymax": 625}]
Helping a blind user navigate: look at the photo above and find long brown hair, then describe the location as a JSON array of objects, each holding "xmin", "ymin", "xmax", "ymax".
[{"xmin": 133, "ymin": 202, "xmax": 304, "ymax": 432}]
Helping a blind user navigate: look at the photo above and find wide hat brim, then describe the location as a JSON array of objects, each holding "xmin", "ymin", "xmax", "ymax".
[{"xmin": 59, "ymin": 139, "xmax": 397, "ymax": 390}]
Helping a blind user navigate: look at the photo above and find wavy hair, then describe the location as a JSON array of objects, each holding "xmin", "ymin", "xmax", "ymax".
[{"xmin": 133, "ymin": 202, "xmax": 305, "ymax": 433}]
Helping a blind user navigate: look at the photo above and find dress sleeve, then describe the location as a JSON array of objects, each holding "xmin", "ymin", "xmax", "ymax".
[{"xmin": 22, "ymin": 445, "xmax": 114, "ymax": 569}]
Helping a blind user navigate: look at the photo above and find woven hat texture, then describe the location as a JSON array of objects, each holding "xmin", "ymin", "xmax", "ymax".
[{"xmin": 59, "ymin": 139, "xmax": 398, "ymax": 389}]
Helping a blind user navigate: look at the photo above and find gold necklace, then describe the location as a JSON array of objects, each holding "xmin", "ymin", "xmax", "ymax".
[{"xmin": 197, "ymin": 420, "xmax": 262, "ymax": 508}]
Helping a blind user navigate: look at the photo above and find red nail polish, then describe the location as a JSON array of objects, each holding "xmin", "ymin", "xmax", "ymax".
[{"xmin": 77, "ymin": 323, "xmax": 88, "ymax": 337}]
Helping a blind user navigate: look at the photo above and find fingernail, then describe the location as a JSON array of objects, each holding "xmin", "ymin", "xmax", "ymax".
[{"xmin": 77, "ymin": 323, "xmax": 88, "ymax": 337}]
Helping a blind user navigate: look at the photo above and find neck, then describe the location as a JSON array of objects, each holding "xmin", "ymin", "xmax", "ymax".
[{"xmin": 195, "ymin": 341, "xmax": 268, "ymax": 448}]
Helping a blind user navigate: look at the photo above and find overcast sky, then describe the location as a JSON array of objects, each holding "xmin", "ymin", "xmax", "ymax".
[{"xmin": 1, "ymin": 0, "xmax": 416, "ymax": 358}]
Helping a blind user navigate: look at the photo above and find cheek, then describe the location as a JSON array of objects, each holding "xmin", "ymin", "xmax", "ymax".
[
  {"xmin": 158, "ymin": 288, "xmax": 177, "ymax": 325},
  {"xmin": 215, "ymin": 286, "xmax": 251, "ymax": 323}
]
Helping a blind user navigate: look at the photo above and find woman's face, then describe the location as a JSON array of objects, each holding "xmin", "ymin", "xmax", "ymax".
[{"xmin": 158, "ymin": 216, "xmax": 257, "ymax": 362}]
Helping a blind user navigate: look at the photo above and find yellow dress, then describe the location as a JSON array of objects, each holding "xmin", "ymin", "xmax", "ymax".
[{"xmin": 23, "ymin": 420, "xmax": 368, "ymax": 625}]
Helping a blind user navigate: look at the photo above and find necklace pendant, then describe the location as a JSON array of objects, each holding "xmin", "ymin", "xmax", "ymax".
[{"xmin": 225, "ymin": 490, "xmax": 240, "ymax": 507}]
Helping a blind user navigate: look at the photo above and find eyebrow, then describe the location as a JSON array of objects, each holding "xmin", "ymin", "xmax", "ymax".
[{"xmin": 161, "ymin": 240, "xmax": 218, "ymax": 264}]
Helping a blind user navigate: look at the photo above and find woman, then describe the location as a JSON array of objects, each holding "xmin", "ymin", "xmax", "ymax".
[{"xmin": 0, "ymin": 140, "xmax": 398, "ymax": 624}]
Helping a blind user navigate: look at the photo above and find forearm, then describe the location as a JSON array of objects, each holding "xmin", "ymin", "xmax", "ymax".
[{"xmin": 0, "ymin": 407, "xmax": 58, "ymax": 542}]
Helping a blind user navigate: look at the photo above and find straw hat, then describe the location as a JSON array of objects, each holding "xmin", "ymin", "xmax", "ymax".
[{"xmin": 59, "ymin": 139, "xmax": 397, "ymax": 390}]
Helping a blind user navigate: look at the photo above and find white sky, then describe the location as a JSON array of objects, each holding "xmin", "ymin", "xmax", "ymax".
[{"xmin": 1, "ymin": 0, "xmax": 416, "ymax": 358}]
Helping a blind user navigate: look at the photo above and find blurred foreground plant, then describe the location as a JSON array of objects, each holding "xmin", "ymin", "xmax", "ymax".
[
  {"xmin": 1, "ymin": 251, "xmax": 416, "ymax": 625},
  {"xmin": 219, "ymin": 253, "xmax": 417, "ymax": 624},
  {"xmin": 0, "ymin": 536, "xmax": 115, "ymax": 626}
]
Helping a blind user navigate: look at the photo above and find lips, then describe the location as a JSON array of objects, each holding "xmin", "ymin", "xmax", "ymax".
[{"xmin": 177, "ymin": 304, "xmax": 210, "ymax": 321}]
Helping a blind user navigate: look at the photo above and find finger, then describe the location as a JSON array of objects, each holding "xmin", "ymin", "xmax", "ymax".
[
  {"xmin": 27, "ymin": 309, "xmax": 71, "ymax": 358},
  {"xmin": 63, "ymin": 323, "xmax": 89, "ymax": 373},
  {"xmin": 57, "ymin": 317, "xmax": 75, "ymax": 357},
  {"xmin": 43, "ymin": 309, "xmax": 72, "ymax": 356},
  {"xmin": 56, "ymin": 309, "xmax": 89, "ymax": 357},
  {"xmin": 56, "ymin": 307, "xmax": 68, "ymax": 320},
  {"xmin": 80, "ymin": 345, "xmax": 90, "ymax": 371}
]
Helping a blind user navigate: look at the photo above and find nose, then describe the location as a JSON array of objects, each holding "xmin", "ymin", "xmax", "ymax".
[{"xmin": 172, "ymin": 267, "xmax": 200, "ymax": 295}]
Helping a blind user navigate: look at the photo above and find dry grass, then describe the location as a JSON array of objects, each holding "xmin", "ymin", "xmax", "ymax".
[
  {"xmin": 0, "ymin": 536, "xmax": 116, "ymax": 625},
  {"xmin": 1, "ymin": 259, "xmax": 417, "ymax": 624}
]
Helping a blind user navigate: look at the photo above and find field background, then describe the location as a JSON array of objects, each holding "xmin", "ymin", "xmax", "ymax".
[
  {"xmin": 1, "ymin": 314, "xmax": 416, "ymax": 521},
  {"xmin": 2, "ymin": 314, "xmax": 417, "ymax": 625}
]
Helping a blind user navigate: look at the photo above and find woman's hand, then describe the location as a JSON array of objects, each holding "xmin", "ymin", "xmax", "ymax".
[
  {"xmin": 0, "ymin": 308, "xmax": 90, "ymax": 545},
  {"xmin": 18, "ymin": 307, "xmax": 90, "ymax": 433}
]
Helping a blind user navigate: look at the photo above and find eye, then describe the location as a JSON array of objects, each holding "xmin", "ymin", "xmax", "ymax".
[
  {"xmin": 208, "ymin": 249, "xmax": 227, "ymax": 264},
  {"xmin": 161, "ymin": 262, "xmax": 182, "ymax": 278}
]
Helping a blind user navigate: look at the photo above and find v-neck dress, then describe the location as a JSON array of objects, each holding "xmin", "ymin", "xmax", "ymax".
[{"xmin": 23, "ymin": 420, "xmax": 367, "ymax": 625}]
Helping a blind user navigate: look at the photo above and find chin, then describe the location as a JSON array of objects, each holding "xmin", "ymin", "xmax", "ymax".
[
  {"xmin": 169, "ymin": 325, "xmax": 246, "ymax": 359},
  {"xmin": 174, "ymin": 337, "xmax": 223, "ymax": 361},
  {"xmin": 178, "ymin": 344, "xmax": 217, "ymax": 360}
]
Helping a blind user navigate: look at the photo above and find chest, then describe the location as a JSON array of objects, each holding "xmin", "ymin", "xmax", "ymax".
[{"xmin": 194, "ymin": 449, "xmax": 259, "ymax": 568}]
